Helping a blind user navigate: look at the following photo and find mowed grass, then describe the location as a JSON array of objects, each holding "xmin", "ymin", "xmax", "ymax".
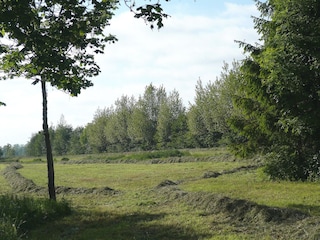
[
  {"xmin": 20, "ymin": 161, "xmax": 320, "ymax": 216},
  {"xmin": 18, "ymin": 161, "xmax": 245, "ymax": 191},
  {"xmin": 4, "ymin": 151, "xmax": 320, "ymax": 239},
  {"xmin": 18, "ymin": 160, "xmax": 255, "ymax": 239},
  {"xmin": 181, "ymin": 168, "xmax": 320, "ymax": 216}
]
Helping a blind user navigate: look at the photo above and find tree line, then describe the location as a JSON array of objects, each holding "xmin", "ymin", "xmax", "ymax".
[
  {"xmin": 1, "ymin": 59, "xmax": 252, "ymax": 160},
  {"xmin": 2, "ymin": 0, "xmax": 320, "ymax": 183},
  {"xmin": 1, "ymin": 65, "xmax": 240, "ymax": 159},
  {"xmin": 23, "ymin": 72, "xmax": 239, "ymax": 157},
  {"xmin": 0, "ymin": 144, "xmax": 25, "ymax": 159}
]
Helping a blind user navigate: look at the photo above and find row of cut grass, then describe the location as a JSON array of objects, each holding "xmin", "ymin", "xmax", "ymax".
[{"xmin": 181, "ymin": 168, "xmax": 320, "ymax": 216}]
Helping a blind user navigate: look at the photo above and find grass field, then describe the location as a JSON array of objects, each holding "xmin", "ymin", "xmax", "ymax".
[{"xmin": 2, "ymin": 148, "xmax": 320, "ymax": 239}]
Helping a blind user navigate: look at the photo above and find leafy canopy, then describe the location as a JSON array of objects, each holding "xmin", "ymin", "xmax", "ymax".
[{"xmin": 0, "ymin": 0, "xmax": 119, "ymax": 96}]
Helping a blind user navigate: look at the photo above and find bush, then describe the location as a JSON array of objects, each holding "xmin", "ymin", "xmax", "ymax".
[
  {"xmin": 0, "ymin": 195, "xmax": 71, "ymax": 239},
  {"xmin": 263, "ymin": 146, "xmax": 320, "ymax": 181}
]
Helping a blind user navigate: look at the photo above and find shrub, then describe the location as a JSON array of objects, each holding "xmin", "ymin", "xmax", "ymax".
[{"xmin": 264, "ymin": 146, "xmax": 320, "ymax": 181}]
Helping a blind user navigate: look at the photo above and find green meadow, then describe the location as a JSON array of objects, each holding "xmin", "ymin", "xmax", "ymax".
[{"xmin": 1, "ymin": 148, "xmax": 320, "ymax": 239}]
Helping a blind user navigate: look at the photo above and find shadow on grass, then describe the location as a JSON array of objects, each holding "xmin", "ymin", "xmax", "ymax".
[
  {"xmin": 288, "ymin": 204, "xmax": 320, "ymax": 216},
  {"xmin": 28, "ymin": 211, "xmax": 210, "ymax": 240}
]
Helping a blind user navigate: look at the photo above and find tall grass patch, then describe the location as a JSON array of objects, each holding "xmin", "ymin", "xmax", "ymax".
[{"xmin": 0, "ymin": 195, "xmax": 71, "ymax": 239}]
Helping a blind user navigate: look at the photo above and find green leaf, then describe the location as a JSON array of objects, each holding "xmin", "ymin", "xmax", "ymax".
[
  {"xmin": 0, "ymin": 28, "xmax": 5, "ymax": 37},
  {"xmin": 30, "ymin": 68, "xmax": 38, "ymax": 74}
]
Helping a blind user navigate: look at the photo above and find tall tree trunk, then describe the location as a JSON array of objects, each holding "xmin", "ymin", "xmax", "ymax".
[{"xmin": 41, "ymin": 80, "xmax": 56, "ymax": 200}]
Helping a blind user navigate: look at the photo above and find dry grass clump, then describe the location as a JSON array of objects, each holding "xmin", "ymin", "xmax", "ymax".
[
  {"xmin": 55, "ymin": 186, "xmax": 119, "ymax": 195},
  {"xmin": 203, "ymin": 165, "xmax": 260, "ymax": 179}
]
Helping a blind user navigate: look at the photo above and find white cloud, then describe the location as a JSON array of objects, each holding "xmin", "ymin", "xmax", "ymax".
[{"xmin": 0, "ymin": 1, "xmax": 259, "ymax": 146}]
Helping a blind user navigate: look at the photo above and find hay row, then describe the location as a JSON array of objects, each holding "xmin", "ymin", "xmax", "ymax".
[
  {"xmin": 2, "ymin": 163, "xmax": 119, "ymax": 195},
  {"xmin": 155, "ymin": 182, "xmax": 309, "ymax": 225}
]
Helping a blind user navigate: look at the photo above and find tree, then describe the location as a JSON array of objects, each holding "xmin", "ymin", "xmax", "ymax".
[
  {"xmin": 105, "ymin": 95, "xmax": 135, "ymax": 152},
  {"xmin": 26, "ymin": 132, "xmax": 45, "ymax": 157},
  {"xmin": 187, "ymin": 104, "xmax": 207, "ymax": 148},
  {"xmin": 187, "ymin": 62, "xmax": 244, "ymax": 149},
  {"xmin": 0, "ymin": 0, "xmax": 169, "ymax": 199},
  {"xmin": 0, "ymin": 146, "xmax": 3, "ymax": 159},
  {"xmin": 128, "ymin": 102, "xmax": 152, "ymax": 150},
  {"xmin": 128, "ymin": 84, "xmax": 167, "ymax": 150},
  {"xmin": 232, "ymin": 0, "xmax": 320, "ymax": 180},
  {"xmin": 2, "ymin": 144, "xmax": 15, "ymax": 158},
  {"xmin": 53, "ymin": 115, "xmax": 73, "ymax": 155},
  {"xmin": 187, "ymin": 80, "xmax": 223, "ymax": 148},
  {"xmin": 69, "ymin": 126, "xmax": 87, "ymax": 155},
  {"xmin": 86, "ymin": 108, "xmax": 112, "ymax": 153},
  {"xmin": 203, "ymin": 61, "xmax": 248, "ymax": 150},
  {"xmin": 156, "ymin": 98, "xmax": 172, "ymax": 148},
  {"xmin": 13, "ymin": 144, "xmax": 26, "ymax": 157},
  {"xmin": 156, "ymin": 89, "xmax": 188, "ymax": 148}
]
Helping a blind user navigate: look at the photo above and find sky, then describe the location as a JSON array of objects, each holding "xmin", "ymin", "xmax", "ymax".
[{"xmin": 0, "ymin": 0, "xmax": 260, "ymax": 146}]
